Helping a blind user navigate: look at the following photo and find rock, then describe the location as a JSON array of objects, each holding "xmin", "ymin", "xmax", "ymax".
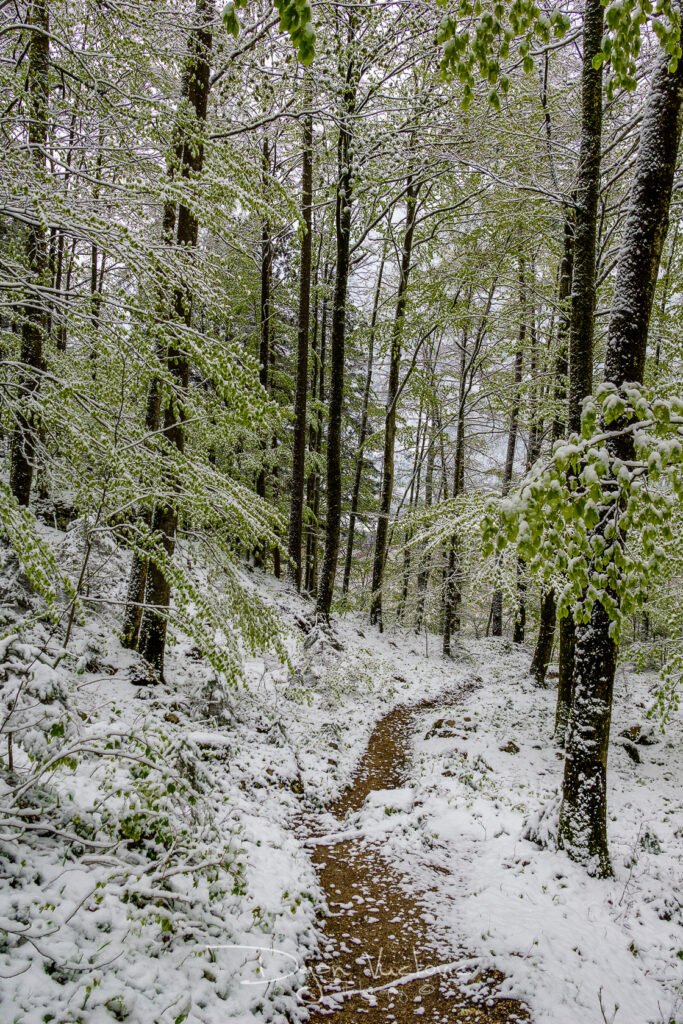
[
  {"xmin": 620, "ymin": 740, "xmax": 641, "ymax": 764},
  {"xmin": 620, "ymin": 724, "xmax": 641, "ymax": 742},
  {"xmin": 302, "ymin": 622, "xmax": 344, "ymax": 653},
  {"xmin": 127, "ymin": 662, "xmax": 161, "ymax": 688},
  {"xmin": 640, "ymin": 829, "xmax": 662, "ymax": 855},
  {"xmin": 33, "ymin": 497, "xmax": 78, "ymax": 531},
  {"xmin": 620, "ymin": 723, "xmax": 658, "ymax": 746},
  {"xmin": 499, "ymin": 740, "xmax": 520, "ymax": 754},
  {"xmin": 425, "ymin": 718, "xmax": 459, "ymax": 739}
]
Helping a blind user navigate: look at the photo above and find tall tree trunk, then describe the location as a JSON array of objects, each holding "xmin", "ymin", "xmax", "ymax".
[
  {"xmin": 121, "ymin": 202, "xmax": 177, "ymax": 651},
  {"xmin": 558, "ymin": 46, "xmax": 683, "ymax": 877},
  {"xmin": 370, "ymin": 177, "xmax": 419, "ymax": 628},
  {"xmin": 514, "ymin": 290, "xmax": 541, "ymax": 644},
  {"xmin": 305, "ymin": 274, "xmax": 328, "ymax": 595},
  {"xmin": 342, "ymin": 249, "xmax": 385, "ymax": 594},
  {"xmin": 287, "ymin": 90, "xmax": 314, "ymax": 589},
  {"xmin": 10, "ymin": 0, "xmax": 50, "ymax": 507},
  {"xmin": 557, "ymin": 0, "xmax": 604, "ymax": 715},
  {"xmin": 443, "ymin": 332, "xmax": 467, "ymax": 657},
  {"xmin": 316, "ymin": 42, "xmax": 357, "ymax": 618},
  {"xmin": 255, "ymin": 139, "xmax": 272, "ymax": 515},
  {"xmin": 395, "ymin": 403, "xmax": 428, "ymax": 618},
  {"xmin": 137, "ymin": 0, "xmax": 212, "ymax": 677},
  {"xmin": 491, "ymin": 260, "xmax": 525, "ymax": 636},
  {"xmin": 414, "ymin": 416, "xmax": 436, "ymax": 633},
  {"xmin": 532, "ymin": 210, "xmax": 574, "ymax": 686}
]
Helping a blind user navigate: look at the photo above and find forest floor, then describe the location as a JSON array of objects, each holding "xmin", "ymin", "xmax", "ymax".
[
  {"xmin": 1, "ymin": 535, "xmax": 682, "ymax": 1024},
  {"xmin": 302, "ymin": 691, "xmax": 529, "ymax": 1023}
]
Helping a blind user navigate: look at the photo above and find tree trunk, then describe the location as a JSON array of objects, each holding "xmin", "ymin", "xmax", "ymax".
[
  {"xmin": 255, "ymin": 139, "xmax": 272, "ymax": 517},
  {"xmin": 286, "ymin": 91, "xmax": 314, "ymax": 589},
  {"xmin": 443, "ymin": 331, "xmax": 467, "ymax": 657},
  {"xmin": 557, "ymin": 0, "xmax": 604, "ymax": 703},
  {"xmin": 342, "ymin": 249, "xmax": 385, "ymax": 594},
  {"xmin": 397, "ymin": 403, "xmax": 425, "ymax": 623},
  {"xmin": 531, "ymin": 588, "xmax": 557, "ymax": 686},
  {"xmin": 305, "ymin": 274, "xmax": 328, "ymax": 595},
  {"xmin": 122, "ymin": 199, "xmax": 177, "ymax": 651},
  {"xmin": 370, "ymin": 178, "xmax": 419, "ymax": 629},
  {"xmin": 532, "ymin": 209, "xmax": 574, "ymax": 686},
  {"xmin": 567, "ymin": 0, "xmax": 603, "ymax": 435},
  {"xmin": 558, "ymin": 44, "xmax": 683, "ymax": 877},
  {"xmin": 316, "ymin": 46, "xmax": 357, "ymax": 618},
  {"xmin": 137, "ymin": 0, "xmax": 212, "ymax": 677},
  {"xmin": 514, "ymin": 290, "xmax": 540, "ymax": 644},
  {"xmin": 491, "ymin": 259, "xmax": 525, "ymax": 636},
  {"xmin": 414, "ymin": 417, "xmax": 436, "ymax": 633},
  {"xmin": 10, "ymin": 0, "xmax": 50, "ymax": 507}
]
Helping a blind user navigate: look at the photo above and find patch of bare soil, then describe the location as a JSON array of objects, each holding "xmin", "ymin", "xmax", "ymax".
[{"xmin": 301, "ymin": 686, "xmax": 530, "ymax": 1023}]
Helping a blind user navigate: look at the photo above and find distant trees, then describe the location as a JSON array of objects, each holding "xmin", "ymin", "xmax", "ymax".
[{"xmin": 2, "ymin": 0, "xmax": 683, "ymax": 879}]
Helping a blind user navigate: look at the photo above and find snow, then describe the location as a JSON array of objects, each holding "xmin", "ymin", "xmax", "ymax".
[
  {"xmin": 345, "ymin": 641, "xmax": 683, "ymax": 1024},
  {"xmin": 1, "ymin": 538, "xmax": 681, "ymax": 1024}
]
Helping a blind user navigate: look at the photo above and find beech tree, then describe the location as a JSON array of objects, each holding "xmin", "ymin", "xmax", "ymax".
[
  {"xmin": 3, "ymin": 0, "xmax": 683, "ymax": 896},
  {"xmin": 558, "ymin": 42, "xmax": 683, "ymax": 876}
]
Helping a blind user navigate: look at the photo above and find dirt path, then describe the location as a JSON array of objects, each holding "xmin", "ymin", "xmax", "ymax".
[{"xmin": 301, "ymin": 686, "xmax": 529, "ymax": 1023}]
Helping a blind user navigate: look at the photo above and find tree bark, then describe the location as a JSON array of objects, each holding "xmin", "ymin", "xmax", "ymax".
[
  {"xmin": 305, "ymin": 273, "xmax": 328, "ymax": 595},
  {"xmin": 316, "ymin": 40, "xmax": 357, "ymax": 618},
  {"xmin": 370, "ymin": 178, "xmax": 419, "ymax": 629},
  {"xmin": 414, "ymin": 416, "xmax": 436, "ymax": 633},
  {"xmin": 287, "ymin": 89, "xmax": 314, "ymax": 589},
  {"xmin": 558, "ymin": 44, "xmax": 683, "ymax": 877},
  {"xmin": 137, "ymin": 0, "xmax": 212, "ymax": 677},
  {"xmin": 397, "ymin": 403, "xmax": 425, "ymax": 623},
  {"xmin": 255, "ymin": 139, "xmax": 272, "ymax": 516},
  {"xmin": 122, "ymin": 201, "xmax": 177, "ymax": 651},
  {"xmin": 342, "ymin": 249, "xmax": 385, "ymax": 595},
  {"xmin": 567, "ymin": 0, "xmax": 603, "ymax": 436},
  {"xmin": 443, "ymin": 328, "xmax": 468, "ymax": 656},
  {"xmin": 514, "ymin": 290, "xmax": 540, "ymax": 644},
  {"xmin": 531, "ymin": 588, "xmax": 557, "ymax": 686},
  {"xmin": 491, "ymin": 259, "xmax": 525, "ymax": 636},
  {"xmin": 10, "ymin": 0, "xmax": 50, "ymax": 507},
  {"xmin": 531, "ymin": 209, "xmax": 574, "ymax": 686},
  {"xmin": 557, "ymin": 0, "xmax": 604, "ymax": 703}
]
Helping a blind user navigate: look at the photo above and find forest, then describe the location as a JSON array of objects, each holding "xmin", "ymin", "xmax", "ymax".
[{"xmin": 1, "ymin": 0, "xmax": 682, "ymax": 1022}]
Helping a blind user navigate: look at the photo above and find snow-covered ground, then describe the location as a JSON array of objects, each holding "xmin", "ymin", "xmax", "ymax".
[
  {"xmin": 1, "ymin": 541, "xmax": 681, "ymax": 1024},
  {"xmin": 346, "ymin": 641, "xmax": 683, "ymax": 1024}
]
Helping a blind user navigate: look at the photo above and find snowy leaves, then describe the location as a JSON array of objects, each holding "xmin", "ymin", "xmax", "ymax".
[
  {"xmin": 273, "ymin": 0, "xmax": 315, "ymax": 64},
  {"xmin": 223, "ymin": 0, "xmax": 248, "ymax": 38},
  {"xmin": 437, "ymin": 0, "xmax": 682, "ymax": 109},
  {"xmin": 223, "ymin": 0, "xmax": 315, "ymax": 64},
  {"xmin": 484, "ymin": 385, "xmax": 683, "ymax": 643},
  {"xmin": 0, "ymin": 484, "xmax": 75, "ymax": 620},
  {"xmin": 437, "ymin": 0, "xmax": 570, "ymax": 109},
  {"xmin": 594, "ymin": 0, "xmax": 682, "ymax": 95}
]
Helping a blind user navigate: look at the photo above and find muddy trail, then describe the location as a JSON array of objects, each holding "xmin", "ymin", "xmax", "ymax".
[{"xmin": 302, "ymin": 685, "xmax": 529, "ymax": 1023}]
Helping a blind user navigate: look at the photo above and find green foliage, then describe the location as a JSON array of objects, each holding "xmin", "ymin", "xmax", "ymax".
[
  {"xmin": 596, "ymin": 0, "xmax": 682, "ymax": 95},
  {"xmin": 0, "ymin": 485, "xmax": 75, "ymax": 620},
  {"xmin": 437, "ymin": 0, "xmax": 570, "ymax": 108},
  {"xmin": 438, "ymin": 0, "xmax": 681, "ymax": 108},
  {"xmin": 223, "ymin": 0, "xmax": 315, "ymax": 63},
  {"xmin": 484, "ymin": 385, "xmax": 683, "ymax": 645}
]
